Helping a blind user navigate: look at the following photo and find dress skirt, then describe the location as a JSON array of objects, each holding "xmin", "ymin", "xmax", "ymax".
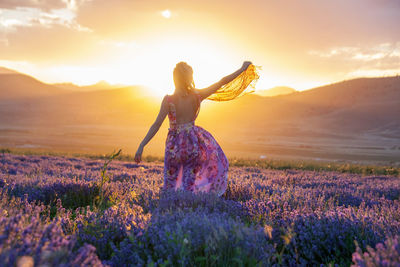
[{"xmin": 163, "ymin": 121, "xmax": 228, "ymax": 196}]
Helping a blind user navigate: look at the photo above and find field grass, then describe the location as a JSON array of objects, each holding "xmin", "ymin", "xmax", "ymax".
[{"xmin": 2, "ymin": 147, "xmax": 399, "ymax": 177}]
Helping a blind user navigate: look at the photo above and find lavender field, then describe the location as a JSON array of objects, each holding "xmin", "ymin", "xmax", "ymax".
[{"xmin": 0, "ymin": 152, "xmax": 399, "ymax": 266}]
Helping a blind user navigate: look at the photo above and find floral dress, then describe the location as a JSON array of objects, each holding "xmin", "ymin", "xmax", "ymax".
[{"xmin": 163, "ymin": 92, "xmax": 228, "ymax": 196}]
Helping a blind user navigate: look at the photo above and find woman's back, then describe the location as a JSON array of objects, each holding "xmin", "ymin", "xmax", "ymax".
[
  {"xmin": 168, "ymin": 92, "xmax": 200, "ymax": 125},
  {"xmin": 164, "ymin": 90, "xmax": 228, "ymax": 196}
]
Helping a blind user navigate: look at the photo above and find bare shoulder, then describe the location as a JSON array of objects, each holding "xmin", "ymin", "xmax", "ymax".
[
  {"xmin": 161, "ymin": 94, "xmax": 170, "ymax": 108},
  {"xmin": 192, "ymin": 88, "xmax": 204, "ymax": 101}
]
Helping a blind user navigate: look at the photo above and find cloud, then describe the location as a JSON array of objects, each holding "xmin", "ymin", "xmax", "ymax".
[
  {"xmin": 0, "ymin": 18, "xmax": 29, "ymax": 28},
  {"xmin": 308, "ymin": 43, "xmax": 400, "ymax": 62},
  {"xmin": 0, "ymin": 6, "xmax": 90, "ymax": 32},
  {"xmin": 346, "ymin": 68, "xmax": 400, "ymax": 79},
  {"xmin": 0, "ymin": 0, "xmax": 67, "ymax": 11},
  {"xmin": 0, "ymin": 23, "xmax": 98, "ymax": 62},
  {"xmin": 0, "ymin": 4, "xmax": 93, "ymax": 62},
  {"xmin": 307, "ymin": 42, "xmax": 400, "ymax": 79}
]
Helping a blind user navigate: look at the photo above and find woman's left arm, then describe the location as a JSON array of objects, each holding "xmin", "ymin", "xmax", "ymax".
[{"xmin": 135, "ymin": 96, "xmax": 169, "ymax": 163}]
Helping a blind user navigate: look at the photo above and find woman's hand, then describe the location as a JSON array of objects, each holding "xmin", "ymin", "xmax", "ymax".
[
  {"xmin": 134, "ymin": 145, "xmax": 143, "ymax": 163},
  {"xmin": 241, "ymin": 61, "xmax": 252, "ymax": 71}
]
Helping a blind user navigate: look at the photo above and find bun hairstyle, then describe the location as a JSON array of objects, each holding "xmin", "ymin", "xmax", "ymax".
[{"xmin": 173, "ymin": 61, "xmax": 195, "ymax": 96}]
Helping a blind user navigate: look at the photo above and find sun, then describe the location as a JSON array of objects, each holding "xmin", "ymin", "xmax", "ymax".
[
  {"xmin": 39, "ymin": 32, "xmax": 246, "ymax": 98},
  {"xmin": 101, "ymin": 35, "xmax": 241, "ymax": 97},
  {"xmin": 161, "ymin": 10, "xmax": 171, "ymax": 19}
]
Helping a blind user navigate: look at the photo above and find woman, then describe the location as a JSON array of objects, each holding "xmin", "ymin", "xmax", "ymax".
[{"xmin": 134, "ymin": 61, "xmax": 258, "ymax": 196}]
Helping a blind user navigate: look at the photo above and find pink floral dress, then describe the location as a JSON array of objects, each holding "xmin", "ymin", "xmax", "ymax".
[{"xmin": 163, "ymin": 92, "xmax": 228, "ymax": 196}]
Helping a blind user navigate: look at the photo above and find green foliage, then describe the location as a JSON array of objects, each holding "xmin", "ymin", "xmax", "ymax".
[
  {"xmin": 0, "ymin": 148, "xmax": 11, "ymax": 154},
  {"xmin": 229, "ymin": 157, "xmax": 400, "ymax": 177},
  {"xmin": 94, "ymin": 148, "xmax": 122, "ymax": 211}
]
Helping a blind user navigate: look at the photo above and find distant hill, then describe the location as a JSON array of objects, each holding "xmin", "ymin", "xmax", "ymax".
[
  {"xmin": 0, "ymin": 67, "xmax": 398, "ymax": 135},
  {"xmin": 200, "ymin": 76, "xmax": 400, "ymax": 135},
  {"xmin": 256, "ymin": 86, "xmax": 296, "ymax": 97},
  {"xmin": 0, "ymin": 66, "xmax": 156, "ymax": 125},
  {"xmin": 53, "ymin": 80, "xmax": 125, "ymax": 92},
  {"xmin": 0, "ymin": 68, "xmax": 67, "ymax": 100},
  {"xmin": 0, "ymin": 67, "xmax": 19, "ymax": 74},
  {"xmin": 0, "ymin": 67, "xmax": 398, "ymax": 161}
]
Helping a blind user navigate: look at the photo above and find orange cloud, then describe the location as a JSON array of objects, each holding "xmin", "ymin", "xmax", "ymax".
[{"xmin": 0, "ymin": 0, "xmax": 66, "ymax": 11}]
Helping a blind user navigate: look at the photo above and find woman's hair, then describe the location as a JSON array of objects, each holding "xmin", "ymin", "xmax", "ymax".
[{"xmin": 173, "ymin": 61, "xmax": 195, "ymax": 95}]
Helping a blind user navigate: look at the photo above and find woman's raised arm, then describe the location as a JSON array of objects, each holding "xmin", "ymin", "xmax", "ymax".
[{"xmin": 196, "ymin": 61, "xmax": 252, "ymax": 100}]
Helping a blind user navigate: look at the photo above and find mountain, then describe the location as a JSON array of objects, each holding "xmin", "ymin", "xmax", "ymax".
[
  {"xmin": 0, "ymin": 67, "xmax": 19, "ymax": 74},
  {"xmin": 256, "ymin": 86, "xmax": 296, "ymax": 97},
  {"xmin": 53, "ymin": 80, "xmax": 125, "ymax": 92},
  {"xmin": 202, "ymin": 76, "xmax": 400, "ymax": 134},
  {"xmin": 0, "ymin": 68, "xmax": 68, "ymax": 100},
  {"xmin": 0, "ymin": 67, "xmax": 398, "ymax": 162}
]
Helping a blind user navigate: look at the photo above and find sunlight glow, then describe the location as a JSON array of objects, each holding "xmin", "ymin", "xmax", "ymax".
[
  {"xmin": 6, "ymin": 34, "xmax": 241, "ymax": 97},
  {"xmin": 161, "ymin": 10, "xmax": 171, "ymax": 19},
  {"xmin": 94, "ymin": 35, "xmax": 241, "ymax": 97},
  {"xmin": 0, "ymin": 2, "xmax": 399, "ymax": 96}
]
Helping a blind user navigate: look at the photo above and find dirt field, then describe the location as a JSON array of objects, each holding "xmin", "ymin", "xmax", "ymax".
[{"xmin": 1, "ymin": 123, "xmax": 399, "ymax": 166}]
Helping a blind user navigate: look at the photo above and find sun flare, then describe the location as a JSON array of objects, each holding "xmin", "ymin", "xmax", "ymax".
[
  {"xmin": 161, "ymin": 9, "xmax": 171, "ymax": 19},
  {"xmin": 97, "ymin": 35, "xmax": 242, "ymax": 97}
]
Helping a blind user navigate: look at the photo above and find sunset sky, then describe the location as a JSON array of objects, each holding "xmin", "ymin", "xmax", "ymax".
[{"xmin": 0, "ymin": 0, "xmax": 399, "ymax": 96}]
